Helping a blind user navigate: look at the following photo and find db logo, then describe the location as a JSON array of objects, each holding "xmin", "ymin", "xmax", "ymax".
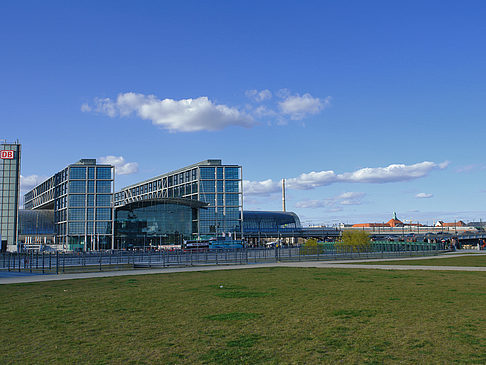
[{"xmin": 0, "ymin": 150, "xmax": 14, "ymax": 159}]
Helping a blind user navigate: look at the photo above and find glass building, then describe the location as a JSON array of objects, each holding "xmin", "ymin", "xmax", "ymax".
[
  {"xmin": 115, "ymin": 198, "xmax": 208, "ymax": 249},
  {"xmin": 0, "ymin": 141, "xmax": 21, "ymax": 252},
  {"xmin": 114, "ymin": 160, "xmax": 242, "ymax": 239},
  {"xmin": 243, "ymin": 211, "xmax": 302, "ymax": 234},
  {"xmin": 24, "ymin": 159, "xmax": 114, "ymax": 251},
  {"xmin": 18, "ymin": 209, "xmax": 56, "ymax": 246}
]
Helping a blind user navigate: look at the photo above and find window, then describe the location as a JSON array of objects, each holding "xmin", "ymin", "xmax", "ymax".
[
  {"xmin": 225, "ymin": 180, "xmax": 239, "ymax": 193},
  {"xmin": 69, "ymin": 194, "xmax": 85, "ymax": 207},
  {"xmin": 68, "ymin": 222, "xmax": 85, "ymax": 234},
  {"xmin": 200, "ymin": 167, "xmax": 215, "ymax": 179},
  {"xmin": 96, "ymin": 208, "xmax": 112, "ymax": 220},
  {"xmin": 69, "ymin": 208, "xmax": 85, "ymax": 221},
  {"xmin": 96, "ymin": 167, "xmax": 112, "ymax": 179},
  {"xmin": 87, "ymin": 194, "xmax": 95, "ymax": 207},
  {"xmin": 96, "ymin": 180, "xmax": 111, "ymax": 193},
  {"xmin": 96, "ymin": 195, "xmax": 112, "ymax": 206},
  {"xmin": 69, "ymin": 180, "xmax": 86, "ymax": 194},
  {"xmin": 96, "ymin": 221, "xmax": 111, "ymax": 234},
  {"xmin": 217, "ymin": 168, "xmax": 223, "ymax": 179},
  {"xmin": 70, "ymin": 167, "xmax": 86, "ymax": 179},
  {"xmin": 88, "ymin": 167, "xmax": 95, "ymax": 179},
  {"xmin": 200, "ymin": 181, "xmax": 215, "ymax": 193},
  {"xmin": 225, "ymin": 194, "xmax": 239, "ymax": 206},
  {"xmin": 87, "ymin": 180, "xmax": 95, "ymax": 193},
  {"xmin": 225, "ymin": 167, "xmax": 239, "ymax": 179}
]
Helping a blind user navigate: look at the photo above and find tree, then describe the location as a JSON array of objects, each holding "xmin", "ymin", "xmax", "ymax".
[
  {"xmin": 339, "ymin": 230, "xmax": 370, "ymax": 251},
  {"xmin": 304, "ymin": 238, "xmax": 318, "ymax": 247}
]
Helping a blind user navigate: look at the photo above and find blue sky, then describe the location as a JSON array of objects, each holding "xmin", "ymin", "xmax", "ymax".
[{"xmin": 2, "ymin": 1, "xmax": 486, "ymax": 225}]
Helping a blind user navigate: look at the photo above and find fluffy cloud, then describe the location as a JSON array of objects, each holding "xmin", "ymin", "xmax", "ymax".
[
  {"xmin": 245, "ymin": 89, "xmax": 272, "ymax": 102},
  {"xmin": 416, "ymin": 193, "xmax": 433, "ymax": 199},
  {"xmin": 20, "ymin": 175, "xmax": 47, "ymax": 192},
  {"xmin": 296, "ymin": 192, "xmax": 365, "ymax": 209},
  {"xmin": 83, "ymin": 93, "xmax": 255, "ymax": 132},
  {"xmin": 244, "ymin": 161, "xmax": 448, "ymax": 196},
  {"xmin": 243, "ymin": 179, "xmax": 280, "ymax": 196},
  {"xmin": 279, "ymin": 93, "xmax": 331, "ymax": 120},
  {"xmin": 98, "ymin": 155, "xmax": 139, "ymax": 175}
]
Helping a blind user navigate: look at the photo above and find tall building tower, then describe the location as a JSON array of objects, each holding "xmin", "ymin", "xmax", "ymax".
[
  {"xmin": 24, "ymin": 159, "xmax": 114, "ymax": 251},
  {"xmin": 0, "ymin": 140, "xmax": 21, "ymax": 252}
]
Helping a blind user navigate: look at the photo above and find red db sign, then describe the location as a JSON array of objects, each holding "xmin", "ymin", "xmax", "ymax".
[{"xmin": 0, "ymin": 150, "xmax": 14, "ymax": 159}]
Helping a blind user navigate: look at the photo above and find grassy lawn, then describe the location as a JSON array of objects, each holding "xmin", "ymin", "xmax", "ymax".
[
  {"xmin": 2, "ymin": 267, "xmax": 486, "ymax": 364},
  {"xmin": 357, "ymin": 254, "xmax": 486, "ymax": 267}
]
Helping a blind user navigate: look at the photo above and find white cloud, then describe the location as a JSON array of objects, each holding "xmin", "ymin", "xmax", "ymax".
[
  {"xmin": 296, "ymin": 192, "xmax": 365, "ymax": 209},
  {"xmin": 337, "ymin": 192, "xmax": 366, "ymax": 205},
  {"xmin": 84, "ymin": 93, "xmax": 255, "ymax": 132},
  {"xmin": 20, "ymin": 175, "xmax": 47, "ymax": 192},
  {"xmin": 244, "ymin": 161, "xmax": 448, "ymax": 196},
  {"xmin": 243, "ymin": 179, "xmax": 280, "ymax": 196},
  {"xmin": 245, "ymin": 89, "xmax": 272, "ymax": 102},
  {"xmin": 98, "ymin": 155, "xmax": 139, "ymax": 175},
  {"xmin": 278, "ymin": 93, "xmax": 330, "ymax": 120},
  {"xmin": 416, "ymin": 193, "xmax": 433, "ymax": 199}
]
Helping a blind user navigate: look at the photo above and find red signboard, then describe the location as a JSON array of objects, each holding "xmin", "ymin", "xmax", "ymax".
[{"xmin": 0, "ymin": 150, "xmax": 14, "ymax": 159}]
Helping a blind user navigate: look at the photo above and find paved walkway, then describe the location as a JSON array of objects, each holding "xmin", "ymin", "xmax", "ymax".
[{"xmin": 1, "ymin": 252, "xmax": 486, "ymax": 285}]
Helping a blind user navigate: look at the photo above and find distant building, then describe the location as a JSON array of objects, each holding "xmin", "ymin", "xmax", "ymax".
[
  {"xmin": 0, "ymin": 141, "xmax": 21, "ymax": 252},
  {"xmin": 352, "ymin": 212, "xmax": 411, "ymax": 228},
  {"xmin": 434, "ymin": 220, "xmax": 466, "ymax": 227}
]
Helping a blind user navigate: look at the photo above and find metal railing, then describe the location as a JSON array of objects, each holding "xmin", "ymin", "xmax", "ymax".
[{"xmin": 0, "ymin": 241, "xmax": 447, "ymax": 275}]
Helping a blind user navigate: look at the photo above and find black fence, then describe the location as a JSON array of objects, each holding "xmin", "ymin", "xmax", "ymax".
[{"xmin": 0, "ymin": 241, "xmax": 447, "ymax": 275}]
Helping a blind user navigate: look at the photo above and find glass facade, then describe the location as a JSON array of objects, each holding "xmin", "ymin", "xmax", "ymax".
[
  {"xmin": 115, "ymin": 198, "xmax": 205, "ymax": 249},
  {"xmin": 24, "ymin": 159, "xmax": 114, "ymax": 251},
  {"xmin": 0, "ymin": 142, "xmax": 21, "ymax": 252},
  {"xmin": 242, "ymin": 211, "xmax": 302, "ymax": 233},
  {"xmin": 114, "ymin": 160, "xmax": 242, "ymax": 239}
]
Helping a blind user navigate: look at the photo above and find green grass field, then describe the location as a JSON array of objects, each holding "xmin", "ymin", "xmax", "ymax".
[
  {"xmin": 2, "ymin": 267, "xmax": 486, "ymax": 364},
  {"xmin": 358, "ymin": 254, "xmax": 486, "ymax": 267}
]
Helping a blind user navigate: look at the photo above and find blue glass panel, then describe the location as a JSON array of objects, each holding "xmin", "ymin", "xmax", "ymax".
[
  {"xmin": 69, "ymin": 208, "xmax": 85, "ymax": 220},
  {"xmin": 96, "ymin": 180, "xmax": 111, "ymax": 193},
  {"xmin": 70, "ymin": 167, "xmax": 86, "ymax": 179},
  {"xmin": 69, "ymin": 180, "xmax": 86, "ymax": 193},
  {"xmin": 225, "ymin": 180, "xmax": 239, "ymax": 193},
  {"xmin": 69, "ymin": 194, "xmax": 85, "ymax": 207},
  {"xmin": 200, "ymin": 167, "xmax": 215, "ymax": 179},
  {"xmin": 96, "ymin": 194, "xmax": 111, "ymax": 206},
  {"xmin": 225, "ymin": 167, "xmax": 239, "ymax": 179},
  {"xmin": 200, "ymin": 181, "xmax": 215, "ymax": 193},
  {"xmin": 96, "ymin": 167, "xmax": 112, "ymax": 179},
  {"xmin": 96, "ymin": 208, "xmax": 112, "ymax": 220}
]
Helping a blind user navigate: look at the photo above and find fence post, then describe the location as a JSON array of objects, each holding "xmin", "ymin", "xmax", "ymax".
[
  {"xmin": 56, "ymin": 251, "xmax": 59, "ymax": 274},
  {"xmin": 149, "ymin": 251, "xmax": 152, "ymax": 268},
  {"xmin": 99, "ymin": 250, "xmax": 102, "ymax": 271},
  {"xmin": 42, "ymin": 251, "xmax": 45, "ymax": 274},
  {"xmin": 62, "ymin": 252, "xmax": 65, "ymax": 273}
]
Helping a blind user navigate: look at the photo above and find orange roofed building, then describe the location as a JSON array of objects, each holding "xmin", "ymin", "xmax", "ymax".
[{"xmin": 352, "ymin": 213, "xmax": 421, "ymax": 228}]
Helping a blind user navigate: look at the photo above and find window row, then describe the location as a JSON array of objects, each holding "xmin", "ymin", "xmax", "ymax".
[
  {"xmin": 68, "ymin": 180, "xmax": 111, "ymax": 194},
  {"xmin": 70, "ymin": 166, "xmax": 112, "ymax": 180},
  {"xmin": 68, "ymin": 194, "xmax": 112, "ymax": 207}
]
